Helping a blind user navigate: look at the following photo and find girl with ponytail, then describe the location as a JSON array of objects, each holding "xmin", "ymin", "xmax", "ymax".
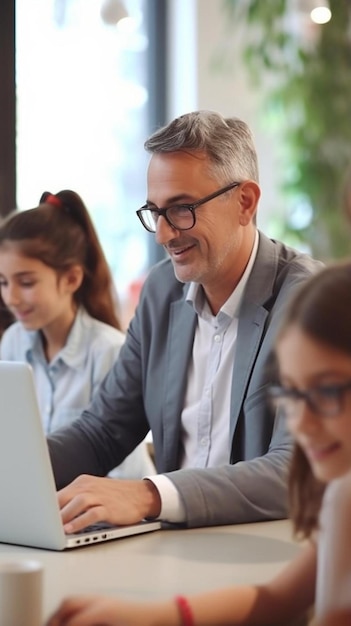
[{"xmin": 0, "ymin": 190, "xmax": 154, "ymax": 477}]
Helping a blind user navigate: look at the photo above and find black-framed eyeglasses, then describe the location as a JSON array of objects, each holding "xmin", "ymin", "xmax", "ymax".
[
  {"xmin": 267, "ymin": 381, "xmax": 351, "ymax": 419},
  {"xmin": 136, "ymin": 181, "xmax": 240, "ymax": 233}
]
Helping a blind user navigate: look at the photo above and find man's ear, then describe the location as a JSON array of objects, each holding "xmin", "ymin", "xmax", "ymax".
[
  {"xmin": 64, "ymin": 264, "xmax": 84, "ymax": 294},
  {"xmin": 237, "ymin": 180, "xmax": 261, "ymax": 225}
]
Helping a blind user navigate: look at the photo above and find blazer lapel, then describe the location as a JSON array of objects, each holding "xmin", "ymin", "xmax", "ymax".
[
  {"xmin": 229, "ymin": 233, "xmax": 279, "ymax": 441},
  {"xmin": 229, "ymin": 302, "xmax": 268, "ymax": 442},
  {"xmin": 162, "ymin": 298, "xmax": 197, "ymax": 469}
]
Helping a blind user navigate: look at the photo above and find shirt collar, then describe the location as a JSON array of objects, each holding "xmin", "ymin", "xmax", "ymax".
[{"xmin": 25, "ymin": 308, "xmax": 88, "ymax": 369}]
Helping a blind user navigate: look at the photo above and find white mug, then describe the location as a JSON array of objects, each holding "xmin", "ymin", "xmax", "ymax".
[{"xmin": 0, "ymin": 559, "xmax": 43, "ymax": 626}]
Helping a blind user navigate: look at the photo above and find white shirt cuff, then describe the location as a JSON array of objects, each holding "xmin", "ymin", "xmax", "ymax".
[{"xmin": 144, "ymin": 474, "xmax": 186, "ymax": 523}]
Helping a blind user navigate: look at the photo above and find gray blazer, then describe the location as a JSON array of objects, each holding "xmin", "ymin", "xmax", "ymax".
[{"xmin": 48, "ymin": 232, "xmax": 323, "ymax": 527}]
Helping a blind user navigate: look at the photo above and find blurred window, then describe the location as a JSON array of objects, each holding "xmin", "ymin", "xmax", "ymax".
[{"xmin": 16, "ymin": 0, "xmax": 156, "ymax": 307}]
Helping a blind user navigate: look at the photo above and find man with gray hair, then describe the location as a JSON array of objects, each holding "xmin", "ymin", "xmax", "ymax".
[{"xmin": 48, "ymin": 110, "xmax": 323, "ymax": 532}]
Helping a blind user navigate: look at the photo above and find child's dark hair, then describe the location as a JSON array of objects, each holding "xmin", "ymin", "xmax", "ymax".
[
  {"xmin": 0, "ymin": 291, "xmax": 15, "ymax": 339},
  {"xmin": 0, "ymin": 190, "xmax": 122, "ymax": 330},
  {"xmin": 274, "ymin": 260, "xmax": 351, "ymax": 538}
]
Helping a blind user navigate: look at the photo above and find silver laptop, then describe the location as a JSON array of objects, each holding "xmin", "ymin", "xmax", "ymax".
[{"xmin": 0, "ymin": 361, "xmax": 161, "ymax": 550}]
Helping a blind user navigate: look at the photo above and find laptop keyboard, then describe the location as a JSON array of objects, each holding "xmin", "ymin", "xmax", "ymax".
[{"xmin": 75, "ymin": 522, "xmax": 116, "ymax": 535}]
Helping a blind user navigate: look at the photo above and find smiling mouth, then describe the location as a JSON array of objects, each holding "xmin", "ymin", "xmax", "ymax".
[
  {"xmin": 168, "ymin": 243, "xmax": 195, "ymax": 257},
  {"xmin": 14, "ymin": 309, "xmax": 33, "ymax": 319},
  {"xmin": 306, "ymin": 442, "xmax": 340, "ymax": 461}
]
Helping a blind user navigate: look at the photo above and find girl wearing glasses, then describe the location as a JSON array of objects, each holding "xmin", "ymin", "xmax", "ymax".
[
  {"xmin": 46, "ymin": 261, "xmax": 351, "ymax": 625},
  {"xmin": 0, "ymin": 190, "xmax": 154, "ymax": 479}
]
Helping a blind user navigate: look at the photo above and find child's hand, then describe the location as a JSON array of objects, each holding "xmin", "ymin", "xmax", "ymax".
[
  {"xmin": 46, "ymin": 596, "xmax": 129, "ymax": 626},
  {"xmin": 46, "ymin": 594, "xmax": 180, "ymax": 626}
]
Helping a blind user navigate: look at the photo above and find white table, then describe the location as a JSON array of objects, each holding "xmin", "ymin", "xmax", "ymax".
[{"xmin": 0, "ymin": 520, "xmax": 301, "ymax": 622}]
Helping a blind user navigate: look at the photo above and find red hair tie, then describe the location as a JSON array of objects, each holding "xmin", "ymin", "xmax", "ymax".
[{"xmin": 43, "ymin": 193, "xmax": 62, "ymax": 208}]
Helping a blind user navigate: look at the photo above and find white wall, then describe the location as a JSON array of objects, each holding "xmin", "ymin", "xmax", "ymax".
[{"xmin": 167, "ymin": 0, "xmax": 284, "ymax": 229}]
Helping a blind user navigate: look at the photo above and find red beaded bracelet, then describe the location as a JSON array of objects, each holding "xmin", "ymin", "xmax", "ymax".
[{"xmin": 175, "ymin": 595, "xmax": 195, "ymax": 626}]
